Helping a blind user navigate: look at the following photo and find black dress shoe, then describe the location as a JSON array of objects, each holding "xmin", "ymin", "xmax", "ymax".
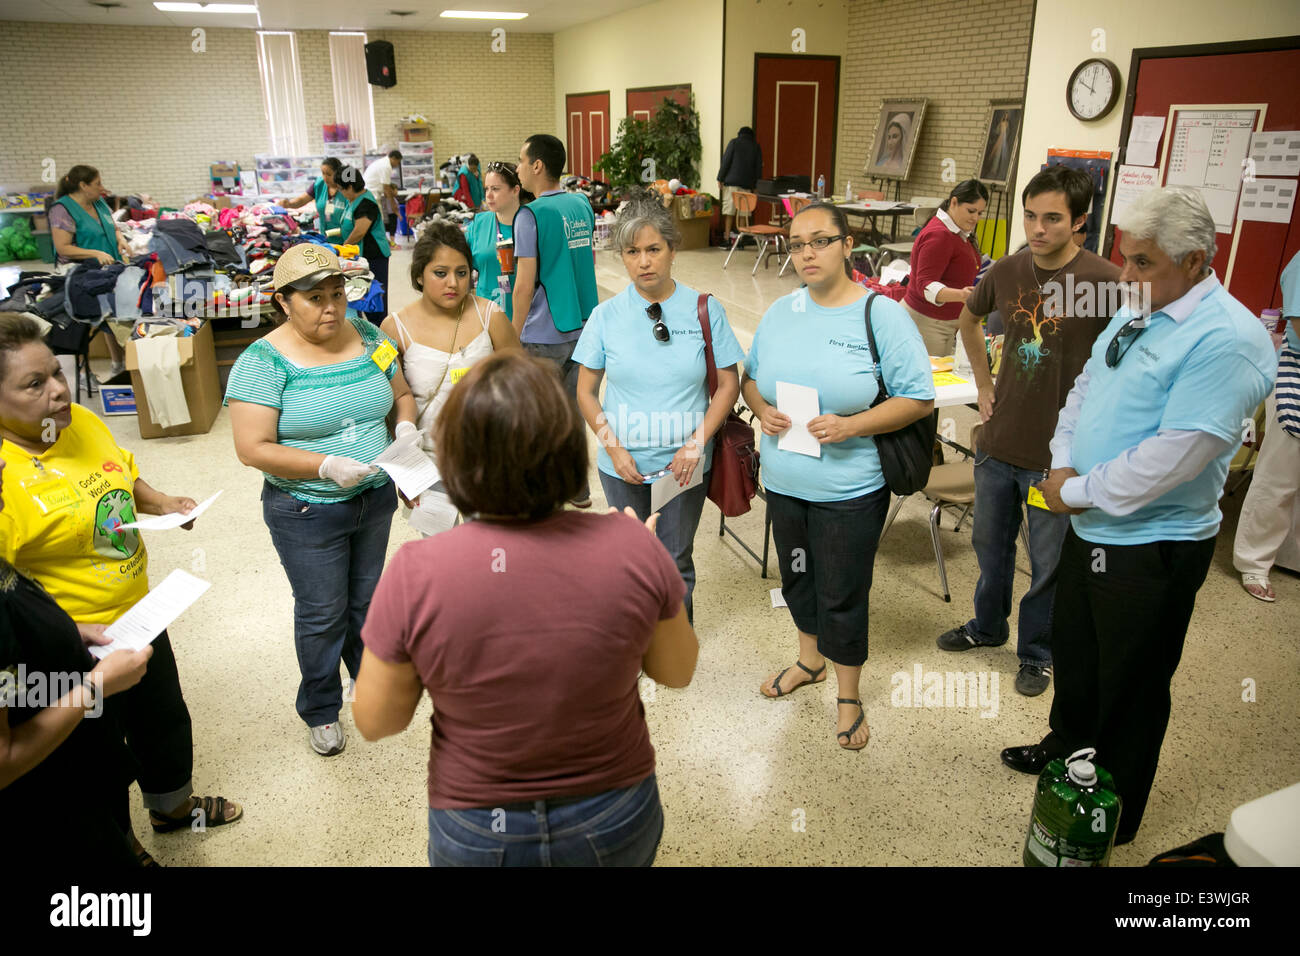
[{"xmin": 1000, "ymin": 743, "xmax": 1053, "ymax": 775}]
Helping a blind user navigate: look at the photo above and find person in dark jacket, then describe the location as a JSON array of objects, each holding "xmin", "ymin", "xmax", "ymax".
[{"xmin": 717, "ymin": 127, "xmax": 763, "ymax": 244}]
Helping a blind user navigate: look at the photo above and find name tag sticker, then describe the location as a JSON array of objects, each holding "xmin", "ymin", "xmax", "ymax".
[
  {"xmin": 371, "ymin": 339, "xmax": 398, "ymax": 372},
  {"xmin": 448, "ymin": 366, "xmax": 469, "ymax": 385},
  {"xmin": 1027, "ymin": 486, "xmax": 1051, "ymax": 510},
  {"xmin": 21, "ymin": 472, "xmax": 80, "ymax": 516}
]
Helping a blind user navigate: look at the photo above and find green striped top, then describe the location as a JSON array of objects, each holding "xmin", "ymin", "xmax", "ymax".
[{"xmin": 225, "ymin": 316, "xmax": 398, "ymax": 503}]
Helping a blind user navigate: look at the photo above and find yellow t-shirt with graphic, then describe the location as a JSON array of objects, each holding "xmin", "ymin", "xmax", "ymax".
[{"xmin": 0, "ymin": 404, "xmax": 146, "ymax": 624}]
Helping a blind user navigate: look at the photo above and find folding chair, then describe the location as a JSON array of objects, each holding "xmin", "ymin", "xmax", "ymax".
[{"xmin": 723, "ymin": 190, "xmax": 788, "ymax": 276}]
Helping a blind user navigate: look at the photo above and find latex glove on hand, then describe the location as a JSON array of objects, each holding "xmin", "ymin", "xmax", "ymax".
[
  {"xmin": 391, "ymin": 420, "xmax": 422, "ymax": 452},
  {"xmin": 319, "ymin": 455, "xmax": 376, "ymax": 488}
]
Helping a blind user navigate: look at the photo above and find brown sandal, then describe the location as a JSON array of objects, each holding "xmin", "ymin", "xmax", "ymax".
[{"xmin": 149, "ymin": 795, "xmax": 243, "ymax": 833}]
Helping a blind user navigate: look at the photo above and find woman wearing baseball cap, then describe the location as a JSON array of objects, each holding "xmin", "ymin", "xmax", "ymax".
[{"xmin": 225, "ymin": 243, "xmax": 419, "ymax": 757}]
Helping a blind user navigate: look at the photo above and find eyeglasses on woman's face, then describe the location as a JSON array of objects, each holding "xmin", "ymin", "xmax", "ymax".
[
  {"xmin": 788, "ymin": 234, "xmax": 848, "ymax": 255},
  {"xmin": 646, "ymin": 302, "xmax": 670, "ymax": 342}
]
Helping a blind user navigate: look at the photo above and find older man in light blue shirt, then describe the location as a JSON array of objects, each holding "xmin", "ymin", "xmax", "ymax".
[{"xmin": 1000, "ymin": 186, "xmax": 1276, "ymax": 846}]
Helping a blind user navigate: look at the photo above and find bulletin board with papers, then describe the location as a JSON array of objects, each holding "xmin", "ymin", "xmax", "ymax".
[{"xmin": 1106, "ymin": 38, "xmax": 1300, "ymax": 316}]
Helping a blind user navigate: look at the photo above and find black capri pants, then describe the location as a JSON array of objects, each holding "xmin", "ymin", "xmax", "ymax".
[{"xmin": 768, "ymin": 484, "xmax": 891, "ymax": 667}]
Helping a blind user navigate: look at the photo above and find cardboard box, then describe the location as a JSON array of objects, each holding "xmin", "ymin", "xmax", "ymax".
[
  {"xmin": 124, "ymin": 323, "xmax": 222, "ymax": 439},
  {"xmin": 401, "ymin": 121, "xmax": 432, "ymax": 142}
]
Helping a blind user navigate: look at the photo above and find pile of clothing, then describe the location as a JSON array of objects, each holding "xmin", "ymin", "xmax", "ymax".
[{"xmin": 562, "ymin": 175, "xmax": 612, "ymax": 205}]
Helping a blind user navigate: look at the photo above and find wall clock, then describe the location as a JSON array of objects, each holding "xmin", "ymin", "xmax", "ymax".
[{"xmin": 1067, "ymin": 58, "xmax": 1121, "ymax": 121}]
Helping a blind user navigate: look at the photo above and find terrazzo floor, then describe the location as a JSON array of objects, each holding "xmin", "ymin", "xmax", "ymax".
[{"xmin": 29, "ymin": 243, "xmax": 1298, "ymax": 866}]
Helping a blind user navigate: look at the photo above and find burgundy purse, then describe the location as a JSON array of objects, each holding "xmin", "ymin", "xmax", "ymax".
[{"xmin": 696, "ymin": 293, "xmax": 759, "ymax": 517}]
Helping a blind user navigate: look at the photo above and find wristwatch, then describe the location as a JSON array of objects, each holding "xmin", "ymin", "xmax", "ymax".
[{"xmin": 80, "ymin": 673, "xmax": 99, "ymax": 714}]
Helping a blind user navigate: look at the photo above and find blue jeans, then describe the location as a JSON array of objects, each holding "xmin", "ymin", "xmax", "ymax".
[
  {"xmin": 599, "ymin": 469, "xmax": 708, "ymax": 623},
  {"xmin": 261, "ymin": 479, "xmax": 397, "ymax": 726},
  {"xmin": 967, "ymin": 451, "xmax": 1069, "ymax": 666},
  {"xmin": 427, "ymin": 774, "xmax": 663, "ymax": 867}
]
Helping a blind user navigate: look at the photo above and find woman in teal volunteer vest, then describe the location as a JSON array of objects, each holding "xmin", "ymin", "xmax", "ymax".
[
  {"xmin": 283, "ymin": 157, "xmax": 347, "ymax": 238},
  {"xmin": 338, "ymin": 165, "xmax": 392, "ymax": 326},
  {"xmin": 49, "ymin": 164, "xmax": 131, "ymax": 379},
  {"xmin": 49, "ymin": 165, "xmax": 129, "ymax": 266},
  {"xmin": 465, "ymin": 162, "xmax": 532, "ymax": 321}
]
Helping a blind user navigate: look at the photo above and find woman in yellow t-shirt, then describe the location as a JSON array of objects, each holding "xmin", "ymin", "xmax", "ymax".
[{"xmin": 0, "ymin": 313, "xmax": 243, "ymax": 839}]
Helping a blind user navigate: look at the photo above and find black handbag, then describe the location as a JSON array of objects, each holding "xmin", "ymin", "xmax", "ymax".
[{"xmin": 862, "ymin": 292, "xmax": 936, "ymax": 495}]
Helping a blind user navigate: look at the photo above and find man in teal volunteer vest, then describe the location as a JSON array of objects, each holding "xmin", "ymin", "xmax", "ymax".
[
  {"xmin": 338, "ymin": 166, "xmax": 392, "ymax": 326},
  {"xmin": 514, "ymin": 133, "xmax": 599, "ymax": 506}
]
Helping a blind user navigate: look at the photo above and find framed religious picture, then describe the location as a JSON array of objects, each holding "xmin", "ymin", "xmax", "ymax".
[
  {"xmin": 978, "ymin": 100, "xmax": 1024, "ymax": 186},
  {"xmin": 864, "ymin": 98, "xmax": 928, "ymax": 181}
]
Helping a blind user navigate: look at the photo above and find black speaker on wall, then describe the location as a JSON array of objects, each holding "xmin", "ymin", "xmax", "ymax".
[{"xmin": 365, "ymin": 41, "xmax": 396, "ymax": 88}]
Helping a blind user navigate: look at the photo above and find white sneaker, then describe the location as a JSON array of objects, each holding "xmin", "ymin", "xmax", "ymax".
[{"xmin": 309, "ymin": 722, "xmax": 346, "ymax": 756}]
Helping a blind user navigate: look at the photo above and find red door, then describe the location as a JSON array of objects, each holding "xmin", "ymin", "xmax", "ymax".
[
  {"xmin": 565, "ymin": 91, "xmax": 610, "ymax": 179},
  {"xmin": 753, "ymin": 54, "xmax": 840, "ymax": 220},
  {"xmin": 1111, "ymin": 44, "xmax": 1300, "ymax": 314},
  {"xmin": 626, "ymin": 84, "xmax": 691, "ymax": 123}
]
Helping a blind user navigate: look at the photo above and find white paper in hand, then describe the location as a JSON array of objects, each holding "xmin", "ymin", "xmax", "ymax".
[
  {"xmin": 649, "ymin": 466, "xmax": 704, "ymax": 513},
  {"xmin": 374, "ymin": 440, "xmax": 440, "ymax": 499},
  {"xmin": 409, "ymin": 490, "xmax": 458, "ymax": 536},
  {"xmin": 770, "ymin": 588, "xmax": 788, "ymax": 609},
  {"xmin": 89, "ymin": 569, "xmax": 211, "ymax": 660},
  {"xmin": 116, "ymin": 490, "xmax": 222, "ymax": 531},
  {"xmin": 776, "ymin": 381, "xmax": 821, "ymax": 458}
]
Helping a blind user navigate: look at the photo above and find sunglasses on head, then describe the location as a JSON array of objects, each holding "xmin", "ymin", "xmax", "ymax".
[
  {"xmin": 486, "ymin": 162, "xmax": 515, "ymax": 174},
  {"xmin": 646, "ymin": 302, "xmax": 670, "ymax": 342}
]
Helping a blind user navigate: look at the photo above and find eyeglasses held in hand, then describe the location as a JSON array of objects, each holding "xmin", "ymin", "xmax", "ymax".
[
  {"xmin": 647, "ymin": 302, "xmax": 670, "ymax": 342},
  {"xmin": 1105, "ymin": 317, "xmax": 1147, "ymax": 368},
  {"xmin": 788, "ymin": 234, "xmax": 848, "ymax": 255}
]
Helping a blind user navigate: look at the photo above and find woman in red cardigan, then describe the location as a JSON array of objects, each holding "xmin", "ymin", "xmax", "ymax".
[{"xmin": 901, "ymin": 179, "xmax": 989, "ymax": 356}]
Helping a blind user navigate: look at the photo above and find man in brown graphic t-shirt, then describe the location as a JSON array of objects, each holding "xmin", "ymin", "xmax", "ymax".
[{"xmin": 936, "ymin": 166, "xmax": 1121, "ymax": 696}]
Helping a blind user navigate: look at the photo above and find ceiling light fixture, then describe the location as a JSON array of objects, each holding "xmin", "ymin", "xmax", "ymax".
[
  {"xmin": 154, "ymin": 3, "xmax": 260, "ymax": 13},
  {"xmin": 439, "ymin": 10, "xmax": 528, "ymax": 20}
]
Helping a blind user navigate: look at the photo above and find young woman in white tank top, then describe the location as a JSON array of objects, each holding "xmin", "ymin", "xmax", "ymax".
[{"xmin": 381, "ymin": 224, "xmax": 522, "ymax": 466}]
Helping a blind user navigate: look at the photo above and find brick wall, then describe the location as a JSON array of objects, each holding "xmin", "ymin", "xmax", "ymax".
[
  {"xmin": 0, "ymin": 21, "xmax": 554, "ymax": 207},
  {"xmin": 837, "ymin": 0, "xmax": 1033, "ymax": 223}
]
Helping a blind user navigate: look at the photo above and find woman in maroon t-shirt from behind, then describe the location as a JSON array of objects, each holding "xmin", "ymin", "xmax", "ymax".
[{"xmin": 353, "ymin": 350, "xmax": 699, "ymax": 866}]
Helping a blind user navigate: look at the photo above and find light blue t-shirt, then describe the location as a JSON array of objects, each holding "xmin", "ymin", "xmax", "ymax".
[
  {"xmin": 1279, "ymin": 250, "xmax": 1300, "ymax": 352},
  {"xmin": 574, "ymin": 282, "xmax": 745, "ymax": 478},
  {"xmin": 745, "ymin": 290, "xmax": 934, "ymax": 502},
  {"xmin": 1069, "ymin": 279, "xmax": 1276, "ymax": 544}
]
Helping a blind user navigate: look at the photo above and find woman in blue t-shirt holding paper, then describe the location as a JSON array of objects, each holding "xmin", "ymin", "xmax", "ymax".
[
  {"xmin": 575, "ymin": 192, "xmax": 744, "ymax": 623},
  {"xmin": 742, "ymin": 202, "xmax": 934, "ymax": 750}
]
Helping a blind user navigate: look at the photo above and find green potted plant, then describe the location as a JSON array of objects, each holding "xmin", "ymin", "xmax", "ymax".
[{"xmin": 595, "ymin": 94, "xmax": 702, "ymax": 195}]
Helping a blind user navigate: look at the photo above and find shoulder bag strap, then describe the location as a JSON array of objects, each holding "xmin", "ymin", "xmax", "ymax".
[
  {"xmin": 862, "ymin": 292, "xmax": 889, "ymax": 407},
  {"xmin": 697, "ymin": 292, "xmax": 719, "ymax": 399}
]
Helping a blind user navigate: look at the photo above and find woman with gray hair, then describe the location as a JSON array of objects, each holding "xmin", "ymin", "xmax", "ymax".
[{"xmin": 574, "ymin": 190, "xmax": 745, "ymax": 623}]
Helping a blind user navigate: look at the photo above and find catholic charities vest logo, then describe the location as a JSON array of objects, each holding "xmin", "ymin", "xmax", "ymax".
[
  {"xmin": 50, "ymin": 886, "xmax": 151, "ymax": 936},
  {"xmin": 562, "ymin": 212, "xmax": 592, "ymax": 250}
]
